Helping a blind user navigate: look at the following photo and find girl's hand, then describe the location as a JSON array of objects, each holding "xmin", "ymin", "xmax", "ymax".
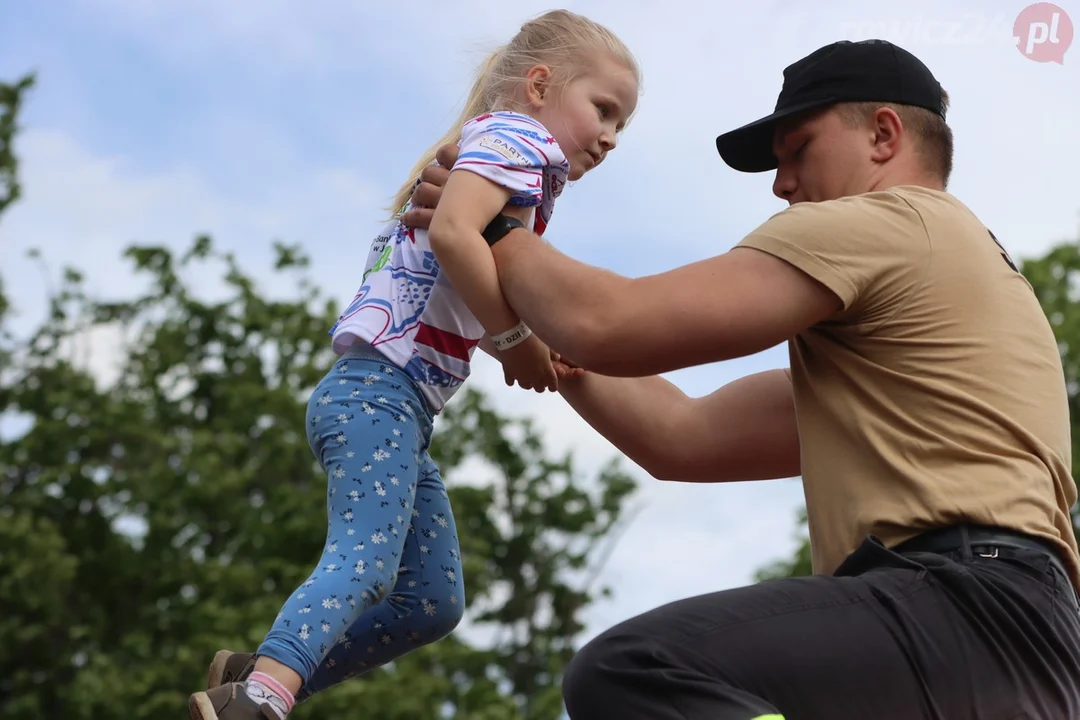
[{"xmin": 501, "ymin": 334, "xmax": 559, "ymax": 392}]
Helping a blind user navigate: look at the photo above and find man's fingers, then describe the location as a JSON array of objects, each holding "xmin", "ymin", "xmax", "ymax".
[
  {"xmin": 553, "ymin": 362, "xmax": 576, "ymax": 379},
  {"xmin": 399, "ymin": 205, "xmax": 435, "ymax": 230},
  {"xmin": 400, "ymin": 157, "xmax": 453, "ymax": 230},
  {"xmin": 553, "ymin": 361, "xmax": 587, "ymax": 380},
  {"xmin": 399, "ymin": 179, "xmax": 445, "ymax": 229},
  {"xmin": 418, "ymin": 162, "xmax": 451, "ymax": 188},
  {"xmin": 412, "ymin": 181, "xmax": 443, "ymax": 208},
  {"xmin": 435, "ymin": 143, "xmax": 460, "ymax": 169}
]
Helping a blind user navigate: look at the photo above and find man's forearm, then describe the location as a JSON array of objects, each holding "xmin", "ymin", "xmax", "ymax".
[
  {"xmin": 492, "ymin": 229, "xmax": 635, "ymax": 370},
  {"xmin": 556, "ymin": 371, "xmax": 692, "ymax": 478},
  {"xmin": 561, "ymin": 367, "xmax": 802, "ymax": 484}
]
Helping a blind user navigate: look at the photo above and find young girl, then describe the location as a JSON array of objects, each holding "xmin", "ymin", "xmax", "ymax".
[{"xmin": 189, "ymin": 9, "xmax": 640, "ymax": 719}]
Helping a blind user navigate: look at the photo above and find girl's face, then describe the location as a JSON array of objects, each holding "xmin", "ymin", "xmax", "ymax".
[{"xmin": 526, "ymin": 54, "xmax": 639, "ymax": 181}]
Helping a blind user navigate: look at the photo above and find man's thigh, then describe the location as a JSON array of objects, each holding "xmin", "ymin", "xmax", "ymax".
[
  {"xmin": 574, "ymin": 559, "xmax": 1039, "ymax": 720},
  {"xmin": 647, "ymin": 570, "xmax": 956, "ymax": 718}
]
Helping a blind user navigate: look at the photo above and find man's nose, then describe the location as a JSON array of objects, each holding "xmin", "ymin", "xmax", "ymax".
[{"xmin": 772, "ymin": 166, "xmax": 797, "ymax": 202}]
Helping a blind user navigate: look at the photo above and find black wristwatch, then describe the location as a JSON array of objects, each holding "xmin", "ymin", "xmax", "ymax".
[{"xmin": 481, "ymin": 214, "xmax": 526, "ymax": 247}]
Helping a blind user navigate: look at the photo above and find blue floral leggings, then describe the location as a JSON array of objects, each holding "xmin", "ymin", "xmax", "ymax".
[{"xmin": 257, "ymin": 345, "xmax": 465, "ymax": 699}]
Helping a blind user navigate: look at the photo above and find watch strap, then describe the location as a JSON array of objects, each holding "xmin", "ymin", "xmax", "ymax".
[{"xmin": 481, "ymin": 214, "xmax": 526, "ymax": 247}]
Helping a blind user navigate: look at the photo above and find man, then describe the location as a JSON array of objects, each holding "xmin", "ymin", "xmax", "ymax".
[{"xmin": 400, "ymin": 40, "xmax": 1080, "ymax": 719}]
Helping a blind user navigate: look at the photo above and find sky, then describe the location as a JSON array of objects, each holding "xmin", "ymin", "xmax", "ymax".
[{"xmin": 1, "ymin": 0, "xmax": 1078, "ymax": 657}]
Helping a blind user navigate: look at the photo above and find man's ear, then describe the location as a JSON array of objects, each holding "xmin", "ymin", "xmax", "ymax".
[
  {"xmin": 524, "ymin": 65, "xmax": 553, "ymax": 107},
  {"xmin": 869, "ymin": 107, "xmax": 903, "ymax": 164}
]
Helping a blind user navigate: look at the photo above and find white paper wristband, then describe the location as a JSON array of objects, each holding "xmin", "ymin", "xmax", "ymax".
[{"xmin": 491, "ymin": 321, "xmax": 532, "ymax": 351}]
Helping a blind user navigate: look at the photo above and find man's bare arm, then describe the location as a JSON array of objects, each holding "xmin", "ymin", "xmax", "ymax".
[
  {"xmin": 399, "ymin": 143, "xmax": 836, "ymax": 380},
  {"xmin": 489, "ymin": 230, "xmax": 840, "ymax": 377},
  {"xmin": 558, "ymin": 368, "xmax": 800, "ymax": 483}
]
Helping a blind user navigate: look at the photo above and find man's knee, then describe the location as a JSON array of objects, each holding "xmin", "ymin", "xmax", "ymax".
[
  {"xmin": 562, "ymin": 625, "xmax": 652, "ymax": 714},
  {"xmin": 562, "ymin": 622, "xmax": 789, "ymax": 720},
  {"xmin": 561, "ymin": 632, "xmax": 609, "ymax": 716}
]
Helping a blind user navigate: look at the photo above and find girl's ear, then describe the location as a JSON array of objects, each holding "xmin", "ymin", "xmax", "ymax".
[{"xmin": 524, "ymin": 64, "xmax": 552, "ymax": 107}]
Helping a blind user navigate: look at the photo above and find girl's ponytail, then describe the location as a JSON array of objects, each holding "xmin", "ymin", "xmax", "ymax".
[{"xmin": 387, "ymin": 49, "xmax": 503, "ymax": 217}]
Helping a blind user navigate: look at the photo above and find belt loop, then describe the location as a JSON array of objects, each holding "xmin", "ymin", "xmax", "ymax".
[{"xmin": 959, "ymin": 525, "xmax": 973, "ymax": 561}]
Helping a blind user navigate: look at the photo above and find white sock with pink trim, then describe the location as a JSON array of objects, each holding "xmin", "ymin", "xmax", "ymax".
[{"xmin": 244, "ymin": 671, "xmax": 296, "ymax": 719}]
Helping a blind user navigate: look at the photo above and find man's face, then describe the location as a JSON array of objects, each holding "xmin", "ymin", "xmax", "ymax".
[{"xmin": 769, "ymin": 107, "xmax": 875, "ymax": 205}]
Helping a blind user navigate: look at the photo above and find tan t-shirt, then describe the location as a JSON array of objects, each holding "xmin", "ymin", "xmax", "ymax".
[{"xmin": 738, "ymin": 185, "xmax": 1079, "ymax": 589}]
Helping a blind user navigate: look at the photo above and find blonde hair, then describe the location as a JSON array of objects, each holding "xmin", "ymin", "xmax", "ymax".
[
  {"xmin": 388, "ymin": 9, "xmax": 639, "ymax": 216},
  {"xmin": 835, "ymin": 88, "xmax": 954, "ymax": 187}
]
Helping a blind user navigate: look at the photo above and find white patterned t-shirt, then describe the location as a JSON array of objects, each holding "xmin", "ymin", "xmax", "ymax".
[{"xmin": 328, "ymin": 111, "xmax": 570, "ymax": 413}]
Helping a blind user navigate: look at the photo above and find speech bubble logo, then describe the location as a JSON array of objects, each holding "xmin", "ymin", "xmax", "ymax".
[{"xmin": 1014, "ymin": 2, "xmax": 1073, "ymax": 64}]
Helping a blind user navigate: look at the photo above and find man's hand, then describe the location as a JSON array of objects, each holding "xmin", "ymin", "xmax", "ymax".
[
  {"xmin": 552, "ymin": 349, "xmax": 585, "ymax": 380},
  {"xmin": 400, "ymin": 144, "xmax": 459, "ymax": 230}
]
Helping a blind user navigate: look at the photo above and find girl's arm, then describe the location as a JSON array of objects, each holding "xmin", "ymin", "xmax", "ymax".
[{"xmin": 427, "ymin": 169, "xmax": 533, "ymax": 339}]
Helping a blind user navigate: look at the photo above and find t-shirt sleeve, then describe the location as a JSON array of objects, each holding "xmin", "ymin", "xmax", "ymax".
[
  {"xmin": 451, "ymin": 112, "xmax": 567, "ymax": 208},
  {"xmin": 736, "ymin": 191, "xmax": 931, "ymax": 325}
]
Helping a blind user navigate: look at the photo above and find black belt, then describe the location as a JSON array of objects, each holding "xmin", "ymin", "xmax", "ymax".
[{"xmin": 893, "ymin": 524, "xmax": 1070, "ymax": 582}]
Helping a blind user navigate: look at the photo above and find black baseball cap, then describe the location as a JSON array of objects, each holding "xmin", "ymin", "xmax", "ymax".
[{"xmin": 715, "ymin": 39, "xmax": 946, "ymax": 173}]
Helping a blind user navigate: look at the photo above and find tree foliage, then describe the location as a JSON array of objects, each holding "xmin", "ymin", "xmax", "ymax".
[
  {"xmin": 1, "ymin": 73, "xmax": 36, "ymax": 352},
  {"xmin": 757, "ymin": 227, "xmax": 1080, "ymax": 582},
  {"xmin": 0, "ymin": 73, "xmax": 637, "ymax": 719},
  {"xmin": 753, "ymin": 507, "xmax": 812, "ymax": 582},
  {"xmin": 0, "ymin": 72, "xmax": 34, "ymax": 217}
]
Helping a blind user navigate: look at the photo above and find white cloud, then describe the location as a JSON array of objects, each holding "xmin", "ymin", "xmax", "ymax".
[
  {"xmin": 1, "ymin": 126, "xmax": 384, "ymax": 330},
  {"xmin": 58, "ymin": 0, "xmax": 1078, "ymax": 262}
]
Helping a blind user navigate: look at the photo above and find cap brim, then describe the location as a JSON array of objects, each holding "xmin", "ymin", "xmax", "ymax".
[{"xmin": 715, "ymin": 98, "xmax": 838, "ymax": 173}]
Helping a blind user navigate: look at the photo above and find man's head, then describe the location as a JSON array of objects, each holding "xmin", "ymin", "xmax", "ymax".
[{"xmin": 715, "ymin": 40, "xmax": 953, "ymax": 205}]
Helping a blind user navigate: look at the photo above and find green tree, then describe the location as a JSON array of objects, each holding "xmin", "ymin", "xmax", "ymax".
[
  {"xmin": 753, "ymin": 506, "xmax": 812, "ymax": 582},
  {"xmin": 0, "ymin": 72, "xmax": 34, "ymax": 216},
  {"xmin": 756, "ymin": 227, "xmax": 1080, "ymax": 583},
  {"xmin": 1, "ymin": 73, "xmax": 36, "ymax": 365},
  {"xmin": 0, "ymin": 75, "xmax": 636, "ymax": 719},
  {"xmin": 1017, "ymin": 237, "xmax": 1080, "ymax": 530}
]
